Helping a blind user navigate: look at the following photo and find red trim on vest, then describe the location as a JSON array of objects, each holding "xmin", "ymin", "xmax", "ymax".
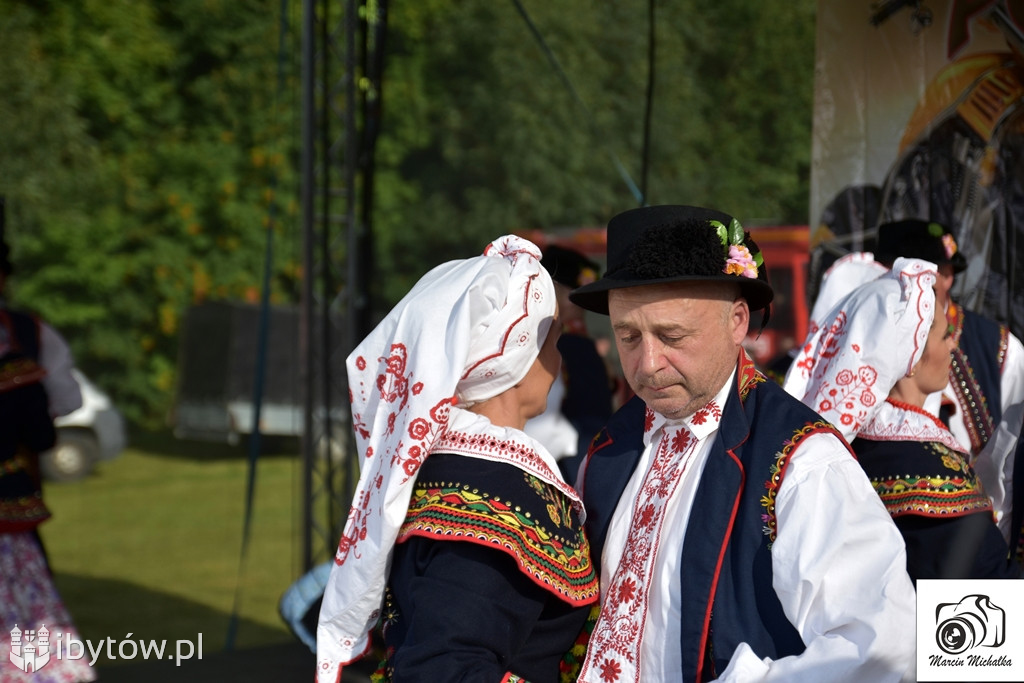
[{"xmin": 694, "ymin": 447, "xmax": 747, "ymax": 683}]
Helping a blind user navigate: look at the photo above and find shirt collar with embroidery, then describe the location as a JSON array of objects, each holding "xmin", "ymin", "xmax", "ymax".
[{"xmin": 643, "ymin": 368, "xmax": 736, "ymax": 447}]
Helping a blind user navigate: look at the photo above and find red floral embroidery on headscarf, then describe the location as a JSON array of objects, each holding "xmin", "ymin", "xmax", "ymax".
[
  {"xmin": 814, "ymin": 363, "xmax": 877, "ymax": 433},
  {"xmin": 376, "ymin": 343, "xmax": 411, "ymax": 411},
  {"xmin": 430, "ymin": 397, "xmax": 455, "ymax": 424},
  {"xmin": 352, "ymin": 417, "xmax": 369, "ymax": 441},
  {"xmin": 335, "ymin": 488, "xmax": 372, "ymax": 565},
  {"xmin": 817, "ymin": 311, "xmax": 848, "ymax": 360},
  {"xmin": 408, "ymin": 418, "xmax": 431, "ymax": 440}
]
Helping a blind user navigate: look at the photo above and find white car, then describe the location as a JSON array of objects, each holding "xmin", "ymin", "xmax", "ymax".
[{"xmin": 41, "ymin": 369, "xmax": 127, "ymax": 482}]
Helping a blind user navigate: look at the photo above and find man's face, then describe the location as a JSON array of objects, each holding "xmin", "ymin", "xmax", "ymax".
[{"xmin": 608, "ymin": 282, "xmax": 749, "ymax": 420}]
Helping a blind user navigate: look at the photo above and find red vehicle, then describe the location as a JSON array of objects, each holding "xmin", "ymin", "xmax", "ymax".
[{"xmin": 743, "ymin": 225, "xmax": 810, "ymax": 367}]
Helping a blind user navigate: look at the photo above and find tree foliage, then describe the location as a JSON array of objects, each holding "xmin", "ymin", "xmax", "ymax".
[
  {"xmin": 372, "ymin": 0, "xmax": 816, "ymax": 303},
  {"xmin": 0, "ymin": 0, "xmax": 815, "ymax": 426},
  {"xmin": 1, "ymin": 0, "xmax": 297, "ymax": 425}
]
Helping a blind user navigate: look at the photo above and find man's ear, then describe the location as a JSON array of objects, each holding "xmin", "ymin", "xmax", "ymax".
[{"xmin": 730, "ymin": 298, "xmax": 750, "ymax": 345}]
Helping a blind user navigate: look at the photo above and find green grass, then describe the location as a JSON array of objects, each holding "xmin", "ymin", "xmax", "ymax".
[{"xmin": 40, "ymin": 432, "xmax": 330, "ymax": 666}]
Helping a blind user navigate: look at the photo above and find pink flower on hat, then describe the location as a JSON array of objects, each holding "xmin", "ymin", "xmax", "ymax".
[
  {"xmin": 942, "ymin": 233, "xmax": 958, "ymax": 259},
  {"xmin": 724, "ymin": 244, "xmax": 758, "ymax": 279},
  {"xmin": 577, "ymin": 266, "xmax": 598, "ymax": 287}
]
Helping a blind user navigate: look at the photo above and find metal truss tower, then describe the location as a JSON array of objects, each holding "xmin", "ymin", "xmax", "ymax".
[{"xmin": 299, "ymin": 0, "xmax": 386, "ymax": 572}]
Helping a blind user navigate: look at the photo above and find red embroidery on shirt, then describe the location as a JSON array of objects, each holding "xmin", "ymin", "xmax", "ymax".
[{"xmin": 579, "ymin": 424, "xmax": 699, "ymax": 683}]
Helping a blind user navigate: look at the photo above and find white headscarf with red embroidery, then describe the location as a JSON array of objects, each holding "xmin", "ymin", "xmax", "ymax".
[
  {"xmin": 316, "ymin": 234, "xmax": 570, "ymax": 679},
  {"xmin": 808, "ymin": 252, "xmax": 888, "ymax": 334},
  {"xmin": 783, "ymin": 257, "xmax": 937, "ymax": 442}
]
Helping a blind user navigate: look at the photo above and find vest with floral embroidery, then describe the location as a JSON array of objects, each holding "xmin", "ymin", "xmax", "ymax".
[
  {"xmin": 852, "ymin": 437, "xmax": 992, "ymax": 519},
  {"xmin": 397, "ymin": 453, "xmax": 598, "ymax": 607}
]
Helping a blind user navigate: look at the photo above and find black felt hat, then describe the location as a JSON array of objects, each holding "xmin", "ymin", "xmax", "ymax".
[
  {"xmin": 875, "ymin": 219, "xmax": 967, "ymax": 274},
  {"xmin": 540, "ymin": 245, "xmax": 601, "ymax": 289},
  {"xmin": 569, "ymin": 205, "xmax": 774, "ymax": 315}
]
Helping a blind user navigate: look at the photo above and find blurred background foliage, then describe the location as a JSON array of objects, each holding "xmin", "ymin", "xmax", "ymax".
[{"xmin": 0, "ymin": 0, "xmax": 815, "ymax": 427}]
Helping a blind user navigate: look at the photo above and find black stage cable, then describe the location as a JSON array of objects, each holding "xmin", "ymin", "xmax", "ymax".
[
  {"xmin": 224, "ymin": 0, "xmax": 292, "ymax": 652},
  {"xmin": 640, "ymin": 0, "xmax": 655, "ymax": 206},
  {"xmin": 509, "ymin": 0, "xmax": 644, "ymax": 205}
]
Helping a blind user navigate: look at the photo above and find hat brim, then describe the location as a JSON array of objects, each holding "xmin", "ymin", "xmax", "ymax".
[
  {"xmin": 570, "ymin": 273, "xmax": 774, "ymax": 315},
  {"xmin": 875, "ymin": 250, "xmax": 968, "ymax": 275},
  {"xmin": 950, "ymin": 252, "xmax": 968, "ymax": 274}
]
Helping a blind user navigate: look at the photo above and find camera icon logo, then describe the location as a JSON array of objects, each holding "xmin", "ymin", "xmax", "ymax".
[{"xmin": 935, "ymin": 594, "xmax": 1005, "ymax": 655}]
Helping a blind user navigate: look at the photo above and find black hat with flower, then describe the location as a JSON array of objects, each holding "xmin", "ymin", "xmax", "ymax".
[
  {"xmin": 875, "ymin": 219, "xmax": 967, "ymax": 274},
  {"xmin": 540, "ymin": 244, "xmax": 602, "ymax": 289},
  {"xmin": 569, "ymin": 205, "xmax": 773, "ymax": 323}
]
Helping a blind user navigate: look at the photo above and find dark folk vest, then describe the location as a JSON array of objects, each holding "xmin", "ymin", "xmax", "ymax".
[
  {"xmin": 380, "ymin": 453, "xmax": 598, "ymax": 683},
  {"xmin": 949, "ymin": 307, "xmax": 1024, "ymax": 567},
  {"xmin": 0, "ymin": 308, "xmax": 54, "ymax": 532},
  {"xmin": 853, "ymin": 436, "xmax": 1018, "ymax": 580},
  {"xmin": 581, "ymin": 358, "xmax": 848, "ymax": 682},
  {"xmin": 949, "ymin": 306, "xmax": 1007, "ymax": 455}
]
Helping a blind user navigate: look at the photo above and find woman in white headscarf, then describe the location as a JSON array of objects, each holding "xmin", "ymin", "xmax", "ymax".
[
  {"xmin": 315, "ymin": 235, "xmax": 599, "ymax": 683},
  {"xmin": 785, "ymin": 258, "xmax": 1019, "ymax": 582},
  {"xmin": 765, "ymin": 251, "xmax": 887, "ymax": 385}
]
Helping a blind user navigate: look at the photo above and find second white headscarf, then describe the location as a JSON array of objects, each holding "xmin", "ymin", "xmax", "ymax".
[{"xmin": 783, "ymin": 257, "xmax": 938, "ymax": 442}]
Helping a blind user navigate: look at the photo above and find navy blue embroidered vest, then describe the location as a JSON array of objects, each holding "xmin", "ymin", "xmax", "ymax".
[
  {"xmin": 852, "ymin": 436, "xmax": 991, "ymax": 519},
  {"xmin": 951, "ymin": 307, "xmax": 1007, "ymax": 453},
  {"xmin": 951, "ymin": 308, "xmax": 1024, "ymax": 565},
  {"xmin": 581, "ymin": 363, "xmax": 847, "ymax": 682}
]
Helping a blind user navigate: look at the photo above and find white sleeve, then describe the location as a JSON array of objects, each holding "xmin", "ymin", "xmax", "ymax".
[
  {"xmin": 38, "ymin": 321, "xmax": 83, "ymax": 418},
  {"xmin": 714, "ymin": 433, "xmax": 917, "ymax": 683},
  {"xmin": 973, "ymin": 332, "xmax": 1024, "ymax": 539}
]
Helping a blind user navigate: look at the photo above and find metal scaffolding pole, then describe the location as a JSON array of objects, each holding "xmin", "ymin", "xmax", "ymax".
[{"xmin": 298, "ymin": 0, "xmax": 385, "ymax": 573}]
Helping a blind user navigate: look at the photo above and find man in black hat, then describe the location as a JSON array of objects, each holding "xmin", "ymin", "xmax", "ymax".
[
  {"xmin": 875, "ymin": 218, "xmax": 1024, "ymax": 567},
  {"xmin": 528, "ymin": 244, "xmax": 615, "ymax": 483},
  {"xmin": 568, "ymin": 205, "xmax": 915, "ymax": 682}
]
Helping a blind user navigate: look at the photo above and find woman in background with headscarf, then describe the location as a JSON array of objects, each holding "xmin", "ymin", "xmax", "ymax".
[
  {"xmin": 785, "ymin": 257, "xmax": 1019, "ymax": 582},
  {"xmin": 315, "ymin": 235, "xmax": 599, "ymax": 683}
]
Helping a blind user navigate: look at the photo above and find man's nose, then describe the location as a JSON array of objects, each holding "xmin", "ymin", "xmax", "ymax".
[{"xmin": 637, "ymin": 338, "xmax": 664, "ymax": 374}]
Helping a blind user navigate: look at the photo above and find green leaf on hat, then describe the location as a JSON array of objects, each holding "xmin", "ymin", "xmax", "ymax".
[
  {"xmin": 710, "ymin": 220, "xmax": 729, "ymax": 248},
  {"xmin": 927, "ymin": 222, "xmax": 944, "ymax": 237},
  {"xmin": 728, "ymin": 218, "xmax": 745, "ymax": 245}
]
